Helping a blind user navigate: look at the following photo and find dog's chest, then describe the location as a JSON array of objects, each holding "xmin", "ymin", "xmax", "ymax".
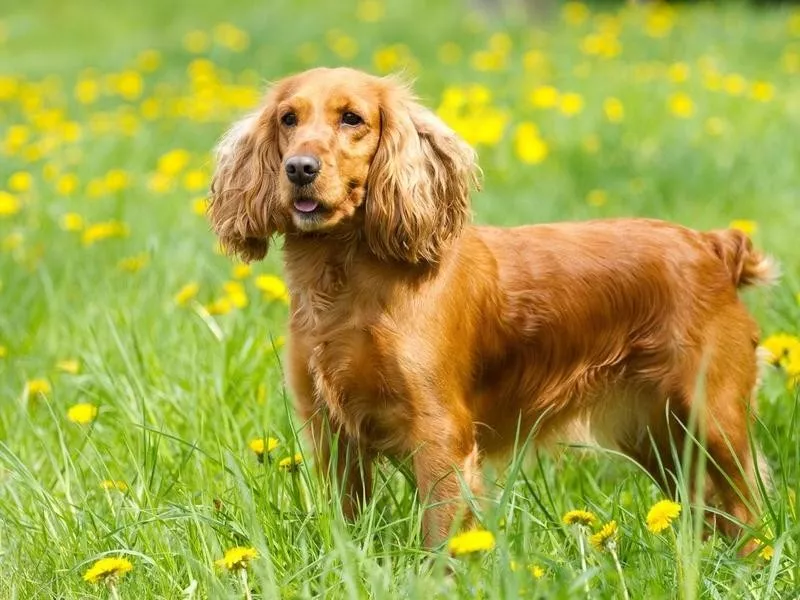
[{"xmin": 306, "ymin": 325, "xmax": 414, "ymax": 453}]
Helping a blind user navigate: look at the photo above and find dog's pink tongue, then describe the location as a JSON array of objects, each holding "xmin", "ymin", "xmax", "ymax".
[{"xmin": 294, "ymin": 199, "xmax": 319, "ymax": 213}]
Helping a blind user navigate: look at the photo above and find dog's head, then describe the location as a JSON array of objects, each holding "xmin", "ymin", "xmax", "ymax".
[{"xmin": 208, "ymin": 67, "xmax": 478, "ymax": 263}]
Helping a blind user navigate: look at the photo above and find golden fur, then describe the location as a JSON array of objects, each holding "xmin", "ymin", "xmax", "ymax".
[{"xmin": 208, "ymin": 67, "xmax": 775, "ymax": 550}]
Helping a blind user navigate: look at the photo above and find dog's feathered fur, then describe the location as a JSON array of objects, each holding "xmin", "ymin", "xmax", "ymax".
[{"xmin": 209, "ymin": 67, "xmax": 775, "ymax": 548}]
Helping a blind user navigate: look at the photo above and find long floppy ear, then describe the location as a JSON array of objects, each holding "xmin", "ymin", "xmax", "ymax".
[
  {"xmin": 365, "ymin": 79, "xmax": 479, "ymax": 264},
  {"xmin": 208, "ymin": 89, "xmax": 283, "ymax": 262}
]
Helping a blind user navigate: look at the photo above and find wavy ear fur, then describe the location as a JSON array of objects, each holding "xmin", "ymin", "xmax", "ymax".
[
  {"xmin": 208, "ymin": 89, "xmax": 283, "ymax": 262},
  {"xmin": 365, "ymin": 79, "xmax": 479, "ymax": 264}
]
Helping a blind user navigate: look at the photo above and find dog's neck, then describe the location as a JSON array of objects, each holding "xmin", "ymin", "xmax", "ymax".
[{"xmin": 281, "ymin": 231, "xmax": 440, "ymax": 332}]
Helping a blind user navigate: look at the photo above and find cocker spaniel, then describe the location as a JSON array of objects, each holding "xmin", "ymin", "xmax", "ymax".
[{"xmin": 208, "ymin": 67, "xmax": 775, "ymax": 550}]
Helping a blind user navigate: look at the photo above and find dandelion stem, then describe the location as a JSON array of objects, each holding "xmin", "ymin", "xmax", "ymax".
[
  {"xmin": 108, "ymin": 581, "xmax": 121, "ymax": 600},
  {"xmin": 577, "ymin": 526, "xmax": 589, "ymax": 595},
  {"xmin": 671, "ymin": 527, "xmax": 684, "ymax": 598},
  {"xmin": 609, "ymin": 543, "xmax": 630, "ymax": 600},
  {"xmin": 240, "ymin": 568, "xmax": 252, "ymax": 600}
]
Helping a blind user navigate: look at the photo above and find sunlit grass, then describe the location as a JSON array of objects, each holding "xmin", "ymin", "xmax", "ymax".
[{"xmin": 1, "ymin": 0, "xmax": 799, "ymax": 598}]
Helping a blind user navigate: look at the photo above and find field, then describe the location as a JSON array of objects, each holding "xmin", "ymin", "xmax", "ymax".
[{"xmin": 2, "ymin": 0, "xmax": 800, "ymax": 598}]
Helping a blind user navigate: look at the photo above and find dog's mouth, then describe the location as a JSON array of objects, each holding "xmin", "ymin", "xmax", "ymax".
[{"xmin": 292, "ymin": 197, "xmax": 329, "ymax": 217}]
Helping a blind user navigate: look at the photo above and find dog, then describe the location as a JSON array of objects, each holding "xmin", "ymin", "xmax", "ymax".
[{"xmin": 208, "ymin": 67, "xmax": 775, "ymax": 549}]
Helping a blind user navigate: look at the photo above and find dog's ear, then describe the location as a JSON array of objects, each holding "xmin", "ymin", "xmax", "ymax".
[
  {"xmin": 208, "ymin": 88, "xmax": 283, "ymax": 262},
  {"xmin": 365, "ymin": 78, "xmax": 479, "ymax": 264}
]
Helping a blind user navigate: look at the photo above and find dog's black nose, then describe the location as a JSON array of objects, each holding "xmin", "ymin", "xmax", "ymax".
[{"xmin": 285, "ymin": 155, "xmax": 321, "ymax": 186}]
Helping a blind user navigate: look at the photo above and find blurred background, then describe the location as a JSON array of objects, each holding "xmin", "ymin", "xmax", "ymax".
[{"xmin": 2, "ymin": 2, "xmax": 800, "ymax": 597}]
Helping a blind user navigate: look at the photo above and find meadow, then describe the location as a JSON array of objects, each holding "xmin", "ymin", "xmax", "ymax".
[{"xmin": 1, "ymin": 0, "xmax": 800, "ymax": 598}]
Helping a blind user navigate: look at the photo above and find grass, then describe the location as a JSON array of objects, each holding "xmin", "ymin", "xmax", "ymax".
[{"xmin": 1, "ymin": 0, "xmax": 799, "ymax": 598}]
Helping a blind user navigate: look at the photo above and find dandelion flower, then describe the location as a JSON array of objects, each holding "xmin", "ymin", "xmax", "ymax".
[
  {"xmin": 356, "ymin": 0, "xmax": 385, "ymax": 22},
  {"xmin": 215, "ymin": 546, "xmax": 258, "ymax": 570},
  {"xmin": 255, "ymin": 275, "xmax": 289, "ymax": 302},
  {"xmin": 646, "ymin": 499, "xmax": 681, "ymax": 533},
  {"xmin": 447, "ymin": 529, "xmax": 496, "ymax": 555},
  {"xmin": 183, "ymin": 30, "xmax": 210, "ymax": 54},
  {"xmin": 729, "ymin": 219, "xmax": 757, "ymax": 236},
  {"xmin": 100, "ymin": 480, "xmax": 128, "ymax": 492},
  {"xmin": 514, "ymin": 122, "xmax": 549, "ymax": 165},
  {"xmin": 0, "ymin": 345, "xmax": 6, "ymax": 359},
  {"xmin": 590, "ymin": 520, "xmax": 618, "ymax": 550},
  {"xmin": 191, "ymin": 197, "xmax": 208, "ymax": 216},
  {"xmin": 757, "ymin": 540, "xmax": 774, "ymax": 561},
  {"xmin": 67, "ymin": 403, "xmax": 98, "ymax": 425},
  {"xmin": 249, "ymin": 437, "xmax": 279, "ymax": 457},
  {"xmin": 530, "ymin": 565, "xmax": 545, "ymax": 579},
  {"xmin": 562, "ymin": 509, "xmax": 597, "ymax": 527},
  {"xmin": 559, "ymin": 92, "xmax": 584, "ymax": 116},
  {"xmin": 57, "ymin": 359, "xmax": 80, "ymax": 374},
  {"xmin": 27, "ymin": 379, "xmax": 51, "ymax": 396},
  {"xmin": 668, "ymin": 92, "xmax": 694, "ymax": 118},
  {"xmin": 761, "ymin": 333, "xmax": 800, "ymax": 366},
  {"xmin": 81, "ymin": 221, "xmax": 129, "ymax": 246},
  {"xmin": 8, "ymin": 171, "xmax": 33, "ymax": 192},
  {"xmin": 603, "ymin": 97, "xmax": 624, "ymax": 123},
  {"xmin": 206, "ymin": 298, "xmax": 233, "ymax": 316},
  {"xmin": 118, "ymin": 254, "xmax": 149, "ymax": 273},
  {"xmin": 0, "ymin": 191, "xmax": 20, "ymax": 217},
  {"xmin": 60, "ymin": 212, "xmax": 84, "ymax": 231},
  {"xmin": 83, "ymin": 556, "xmax": 133, "ymax": 584},
  {"xmin": 529, "ymin": 85, "xmax": 559, "ymax": 109},
  {"xmin": 232, "ymin": 264, "xmax": 252, "ymax": 279},
  {"xmin": 278, "ymin": 452, "xmax": 304, "ymax": 471},
  {"xmin": 174, "ymin": 282, "xmax": 200, "ymax": 306}
]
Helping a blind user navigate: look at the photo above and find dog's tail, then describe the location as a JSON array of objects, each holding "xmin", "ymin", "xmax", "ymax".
[{"xmin": 706, "ymin": 229, "xmax": 779, "ymax": 289}]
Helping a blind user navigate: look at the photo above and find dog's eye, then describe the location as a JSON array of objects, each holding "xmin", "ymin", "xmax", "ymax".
[
  {"xmin": 281, "ymin": 112, "xmax": 298, "ymax": 127},
  {"xmin": 341, "ymin": 111, "xmax": 363, "ymax": 126}
]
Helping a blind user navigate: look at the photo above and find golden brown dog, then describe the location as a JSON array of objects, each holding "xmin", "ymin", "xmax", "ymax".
[{"xmin": 208, "ymin": 67, "xmax": 775, "ymax": 549}]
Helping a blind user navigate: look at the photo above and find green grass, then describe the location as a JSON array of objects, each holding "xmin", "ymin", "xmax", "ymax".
[{"xmin": 1, "ymin": 0, "xmax": 799, "ymax": 598}]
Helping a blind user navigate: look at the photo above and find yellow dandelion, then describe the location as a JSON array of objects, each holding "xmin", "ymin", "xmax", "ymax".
[
  {"xmin": 530, "ymin": 564, "xmax": 545, "ymax": 578},
  {"xmin": 83, "ymin": 557, "xmax": 133, "ymax": 584},
  {"xmin": 254, "ymin": 275, "xmax": 289, "ymax": 302},
  {"xmin": 356, "ymin": 0, "xmax": 385, "ymax": 22},
  {"xmin": 205, "ymin": 298, "xmax": 233, "ymax": 316},
  {"xmin": 750, "ymin": 81, "xmax": 775, "ymax": 103},
  {"xmin": 326, "ymin": 30, "xmax": 359, "ymax": 60},
  {"xmin": 0, "ymin": 345, "xmax": 6, "ymax": 359},
  {"xmin": 81, "ymin": 221, "xmax": 129, "ymax": 246},
  {"xmin": 561, "ymin": 1, "xmax": 589, "ymax": 26},
  {"xmin": 646, "ymin": 499, "xmax": 681, "ymax": 533},
  {"xmin": 136, "ymin": 49, "xmax": 161, "ymax": 72},
  {"xmin": 105, "ymin": 169, "xmax": 130, "ymax": 192},
  {"xmin": 529, "ymin": 85, "xmax": 559, "ymax": 109},
  {"xmin": 174, "ymin": 282, "xmax": 200, "ymax": 306},
  {"xmin": 157, "ymin": 149, "xmax": 191, "ymax": 176},
  {"xmin": 761, "ymin": 333, "xmax": 800, "ymax": 366},
  {"xmin": 514, "ymin": 123, "xmax": 549, "ymax": 165},
  {"xmin": 213, "ymin": 22, "xmax": 250, "ymax": 52},
  {"xmin": 57, "ymin": 359, "xmax": 80, "ymax": 374},
  {"xmin": 559, "ymin": 92, "xmax": 584, "ymax": 116},
  {"xmin": 67, "ymin": 403, "xmax": 98, "ymax": 425},
  {"xmin": 117, "ymin": 254, "xmax": 149, "ymax": 273},
  {"xmin": 55, "ymin": 173, "xmax": 80, "ymax": 196},
  {"xmin": 215, "ymin": 546, "xmax": 258, "ymax": 570},
  {"xmin": 232, "ymin": 264, "xmax": 252, "ymax": 279},
  {"xmin": 191, "ymin": 197, "xmax": 208, "ymax": 216},
  {"xmin": 100, "ymin": 479, "xmax": 128, "ymax": 492},
  {"xmin": 223, "ymin": 281, "xmax": 248, "ymax": 308},
  {"xmin": 448, "ymin": 529, "xmax": 496, "ymax": 556},
  {"xmin": 668, "ymin": 92, "xmax": 694, "ymax": 118},
  {"xmin": 603, "ymin": 97, "xmax": 624, "ymax": 123},
  {"xmin": 248, "ymin": 437, "xmax": 280, "ymax": 458},
  {"xmin": 756, "ymin": 540, "xmax": 774, "ymax": 561},
  {"xmin": 645, "ymin": 6, "xmax": 675, "ymax": 38},
  {"xmin": 59, "ymin": 213, "xmax": 84, "ymax": 232},
  {"xmin": 278, "ymin": 452, "xmax": 304, "ymax": 471},
  {"xmin": 183, "ymin": 169, "xmax": 208, "ymax": 191},
  {"xmin": 667, "ymin": 62, "xmax": 690, "ymax": 83},
  {"xmin": 183, "ymin": 30, "xmax": 210, "ymax": 54},
  {"xmin": 114, "ymin": 70, "xmax": 143, "ymax": 101},
  {"xmin": 590, "ymin": 520, "xmax": 618, "ymax": 550},
  {"xmin": 722, "ymin": 74, "xmax": 747, "ymax": 96},
  {"xmin": 729, "ymin": 219, "xmax": 757, "ymax": 236},
  {"xmin": 0, "ymin": 191, "xmax": 21, "ymax": 217},
  {"xmin": 563, "ymin": 509, "xmax": 597, "ymax": 527},
  {"xmin": 273, "ymin": 335, "xmax": 286, "ymax": 349},
  {"xmin": 8, "ymin": 171, "xmax": 33, "ymax": 193},
  {"xmin": 27, "ymin": 379, "xmax": 51, "ymax": 396}
]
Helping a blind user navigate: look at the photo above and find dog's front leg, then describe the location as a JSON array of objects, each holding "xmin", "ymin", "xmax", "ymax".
[{"xmin": 412, "ymin": 428, "xmax": 482, "ymax": 549}]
